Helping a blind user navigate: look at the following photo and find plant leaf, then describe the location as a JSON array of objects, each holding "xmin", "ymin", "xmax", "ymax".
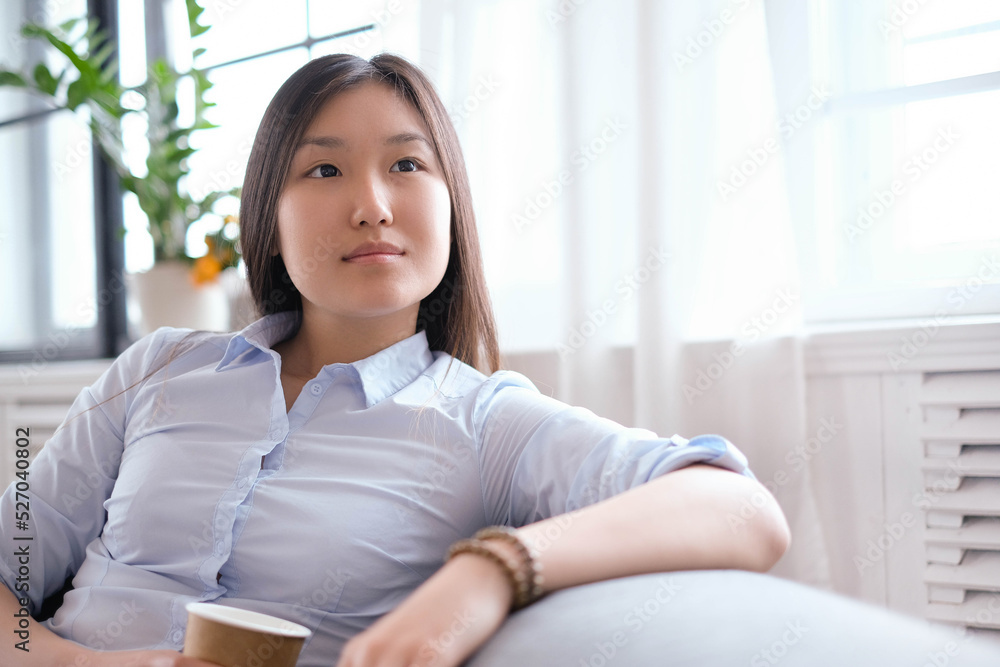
[
  {"xmin": 32, "ymin": 63, "xmax": 59, "ymax": 96},
  {"xmin": 91, "ymin": 41, "xmax": 115, "ymax": 69},
  {"xmin": 0, "ymin": 70, "xmax": 28, "ymax": 87},
  {"xmin": 57, "ymin": 18, "xmax": 82, "ymax": 33},
  {"xmin": 66, "ymin": 78, "xmax": 89, "ymax": 110},
  {"xmin": 186, "ymin": 0, "xmax": 210, "ymax": 37},
  {"xmin": 98, "ymin": 58, "xmax": 120, "ymax": 86},
  {"xmin": 32, "ymin": 25, "xmax": 96, "ymax": 80}
]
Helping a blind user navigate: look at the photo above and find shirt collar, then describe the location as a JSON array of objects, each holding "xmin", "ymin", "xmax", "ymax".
[
  {"xmin": 215, "ymin": 311, "xmax": 301, "ymax": 371},
  {"xmin": 215, "ymin": 311, "xmax": 436, "ymax": 408}
]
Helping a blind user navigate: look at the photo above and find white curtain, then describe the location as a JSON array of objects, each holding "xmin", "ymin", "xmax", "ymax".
[{"xmin": 417, "ymin": 0, "xmax": 832, "ymax": 588}]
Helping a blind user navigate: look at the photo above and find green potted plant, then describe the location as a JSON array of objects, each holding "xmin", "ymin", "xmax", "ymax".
[{"xmin": 0, "ymin": 0, "xmax": 242, "ymax": 333}]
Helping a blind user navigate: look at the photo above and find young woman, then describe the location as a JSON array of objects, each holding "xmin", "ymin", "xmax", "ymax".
[{"xmin": 0, "ymin": 54, "xmax": 790, "ymax": 666}]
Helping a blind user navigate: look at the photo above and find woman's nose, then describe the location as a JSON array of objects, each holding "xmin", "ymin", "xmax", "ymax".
[{"xmin": 350, "ymin": 176, "xmax": 392, "ymax": 227}]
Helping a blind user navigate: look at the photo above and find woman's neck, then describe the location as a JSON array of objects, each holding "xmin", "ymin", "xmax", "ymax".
[{"xmin": 273, "ymin": 306, "xmax": 420, "ymax": 379}]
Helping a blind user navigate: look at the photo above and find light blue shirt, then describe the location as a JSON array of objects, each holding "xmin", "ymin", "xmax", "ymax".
[{"xmin": 0, "ymin": 311, "xmax": 753, "ymax": 665}]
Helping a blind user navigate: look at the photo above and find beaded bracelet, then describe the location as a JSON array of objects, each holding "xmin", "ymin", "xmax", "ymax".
[
  {"xmin": 446, "ymin": 527, "xmax": 545, "ymax": 611},
  {"xmin": 473, "ymin": 526, "xmax": 544, "ymax": 607},
  {"xmin": 446, "ymin": 539, "xmax": 527, "ymax": 610}
]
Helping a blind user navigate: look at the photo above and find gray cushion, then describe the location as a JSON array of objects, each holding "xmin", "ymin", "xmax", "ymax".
[{"xmin": 465, "ymin": 570, "xmax": 1000, "ymax": 666}]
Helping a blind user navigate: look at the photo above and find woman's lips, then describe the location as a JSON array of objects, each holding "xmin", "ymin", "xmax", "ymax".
[
  {"xmin": 342, "ymin": 252, "xmax": 404, "ymax": 264},
  {"xmin": 343, "ymin": 240, "xmax": 404, "ymax": 262}
]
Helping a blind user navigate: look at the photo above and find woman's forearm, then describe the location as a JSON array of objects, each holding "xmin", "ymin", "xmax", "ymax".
[
  {"xmin": 0, "ymin": 584, "xmax": 85, "ymax": 666},
  {"xmin": 514, "ymin": 464, "xmax": 791, "ymax": 594}
]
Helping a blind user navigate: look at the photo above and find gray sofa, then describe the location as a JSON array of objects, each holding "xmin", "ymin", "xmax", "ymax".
[{"xmin": 465, "ymin": 570, "xmax": 1000, "ymax": 666}]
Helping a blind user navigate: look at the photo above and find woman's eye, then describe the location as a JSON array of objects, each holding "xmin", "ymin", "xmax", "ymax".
[
  {"xmin": 391, "ymin": 159, "xmax": 418, "ymax": 173},
  {"xmin": 308, "ymin": 164, "xmax": 340, "ymax": 178}
]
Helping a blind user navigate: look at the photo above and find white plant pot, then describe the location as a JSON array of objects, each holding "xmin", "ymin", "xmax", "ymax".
[{"xmin": 126, "ymin": 260, "xmax": 231, "ymax": 337}]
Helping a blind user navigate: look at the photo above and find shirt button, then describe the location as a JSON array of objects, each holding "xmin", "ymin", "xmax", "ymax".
[
  {"xmin": 215, "ymin": 541, "xmax": 225, "ymax": 554},
  {"xmin": 310, "ymin": 383, "xmax": 322, "ymax": 395},
  {"xmin": 172, "ymin": 629, "xmax": 183, "ymax": 643}
]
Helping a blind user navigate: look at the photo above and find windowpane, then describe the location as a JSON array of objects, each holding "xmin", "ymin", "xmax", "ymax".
[
  {"xmin": 0, "ymin": 112, "xmax": 99, "ymax": 351},
  {"xmin": 309, "ymin": 0, "xmax": 384, "ymax": 38},
  {"xmin": 903, "ymin": 29, "xmax": 1000, "ymax": 86},
  {"xmin": 117, "ymin": 0, "xmax": 147, "ymax": 87},
  {"xmin": 1, "ymin": 0, "xmax": 99, "ymax": 357},
  {"xmin": 310, "ymin": 30, "xmax": 384, "ymax": 60},
  {"xmin": 48, "ymin": 111, "xmax": 98, "ymax": 329},
  {"xmin": 897, "ymin": 90, "xmax": 1000, "ymax": 251},
  {"xmin": 0, "ymin": 121, "xmax": 35, "ymax": 349},
  {"xmin": 900, "ymin": 1, "xmax": 1000, "ymax": 41},
  {"xmin": 191, "ymin": 0, "xmax": 307, "ymax": 68}
]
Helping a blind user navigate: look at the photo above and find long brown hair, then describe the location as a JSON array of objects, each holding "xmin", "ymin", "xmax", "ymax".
[{"xmin": 241, "ymin": 53, "xmax": 500, "ymax": 374}]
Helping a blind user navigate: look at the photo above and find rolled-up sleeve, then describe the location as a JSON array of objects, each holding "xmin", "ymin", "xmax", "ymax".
[
  {"xmin": 474, "ymin": 370, "xmax": 754, "ymax": 528},
  {"xmin": 0, "ymin": 329, "xmax": 168, "ymax": 614}
]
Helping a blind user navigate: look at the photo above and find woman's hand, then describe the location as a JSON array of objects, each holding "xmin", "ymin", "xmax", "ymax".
[{"xmin": 336, "ymin": 551, "xmax": 514, "ymax": 667}]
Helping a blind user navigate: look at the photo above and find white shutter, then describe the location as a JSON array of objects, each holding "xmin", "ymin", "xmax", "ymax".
[{"xmin": 920, "ymin": 370, "xmax": 1000, "ymax": 637}]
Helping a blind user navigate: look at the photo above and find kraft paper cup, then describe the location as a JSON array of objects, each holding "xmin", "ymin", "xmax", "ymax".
[{"xmin": 183, "ymin": 602, "xmax": 311, "ymax": 667}]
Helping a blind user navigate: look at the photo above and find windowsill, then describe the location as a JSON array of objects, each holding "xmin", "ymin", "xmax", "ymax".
[
  {"xmin": 0, "ymin": 357, "xmax": 113, "ymax": 399},
  {"xmin": 802, "ymin": 312, "xmax": 1000, "ymax": 336},
  {"xmin": 802, "ymin": 313, "xmax": 1000, "ymax": 375}
]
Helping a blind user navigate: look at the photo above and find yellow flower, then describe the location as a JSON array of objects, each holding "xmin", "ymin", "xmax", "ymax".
[{"xmin": 190, "ymin": 254, "xmax": 223, "ymax": 285}]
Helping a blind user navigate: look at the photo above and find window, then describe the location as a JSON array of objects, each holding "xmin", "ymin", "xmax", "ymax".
[
  {"xmin": 0, "ymin": 0, "xmax": 109, "ymax": 363},
  {"xmin": 805, "ymin": 0, "xmax": 1000, "ymax": 323}
]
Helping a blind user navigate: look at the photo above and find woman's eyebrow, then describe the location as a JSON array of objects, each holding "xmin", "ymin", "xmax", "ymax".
[
  {"xmin": 297, "ymin": 133, "xmax": 431, "ymax": 150},
  {"xmin": 384, "ymin": 132, "xmax": 432, "ymax": 148},
  {"xmin": 299, "ymin": 135, "xmax": 347, "ymax": 150}
]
